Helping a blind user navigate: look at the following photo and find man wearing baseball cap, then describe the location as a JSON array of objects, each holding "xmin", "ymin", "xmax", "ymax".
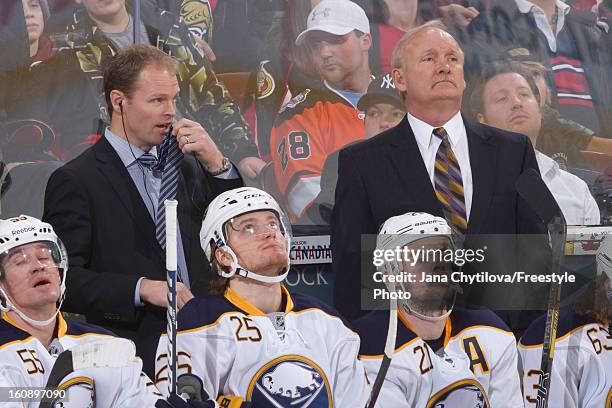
[
  {"xmin": 270, "ymin": 0, "xmax": 373, "ymax": 221},
  {"xmin": 303, "ymin": 73, "xmax": 404, "ymax": 224},
  {"xmin": 295, "ymin": 0, "xmax": 371, "ymax": 45}
]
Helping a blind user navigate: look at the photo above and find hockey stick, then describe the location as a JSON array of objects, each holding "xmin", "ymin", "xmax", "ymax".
[
  {"xmin": 516, "ymin": 169, "xmax": 567, "ymax": 408},
  {"xmin": 366, "ymin": 297, "xmax": 397, "ymax": 408},
  {"xmin": 165, "ymin": 199, "xmax": 179, "ymax": 396}
]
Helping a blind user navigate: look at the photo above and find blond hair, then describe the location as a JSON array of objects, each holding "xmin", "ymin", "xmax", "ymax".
[{"xmin": 207, "ymin": 240, "xmax": 230, "ymax": 295}]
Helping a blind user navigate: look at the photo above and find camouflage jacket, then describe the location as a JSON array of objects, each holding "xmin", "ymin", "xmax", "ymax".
[{"xmin": 61, "ymin": 6, "xmax": 258, "ymax": 163}]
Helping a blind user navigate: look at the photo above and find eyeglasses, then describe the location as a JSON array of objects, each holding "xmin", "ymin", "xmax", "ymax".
[
  {"xmin": 227, "ymin": 218, "xmax": 282, "ymax": 239},
  {"xmin": 1, "ymin": 246, "xmax": 58, "ymax": 271}
]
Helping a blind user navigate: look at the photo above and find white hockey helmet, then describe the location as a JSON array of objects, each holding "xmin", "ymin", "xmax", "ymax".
[
  {"xmin": 377, "ymin": 212, "xmax": 453, "ymax": 255},
  {"xmin": 377, "ymin": 212, "xmax": 458, "ymax": 322},
  {"xmin": 0, "ymin": 215, "xmax": 68, "ymax": 326},
  {"xmin": 200, "ymin": 187, "xmax": 291, "ymax": 284},
  {"xmin": 596, "ymin": 235, "xmax": 612, "ymax": 300}
]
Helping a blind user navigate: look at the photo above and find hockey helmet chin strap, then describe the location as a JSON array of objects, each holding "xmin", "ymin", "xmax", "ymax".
[
  {"xmin": 403, "ymin": 302, "xmax": 453, "ymax": 322},
  {"xmin": 401, "ymin": 290, "xmax": 457, "ymax": 323},
  {"xmin": 218, "ymin": 246, "xmax": 289, "ymax": 284},
  {"xmin": 0, "ymin": 285, "xmax": 64, "ymax": 327}
]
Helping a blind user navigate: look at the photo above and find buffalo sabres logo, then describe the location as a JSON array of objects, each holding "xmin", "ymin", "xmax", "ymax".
[
  {"xmin": 427, "ymin": 379, "xmax": 489, "ymax": 408},
  {"xmin": 247, "ymin": 356, "xmax": 332, "ymax": 407},
  {"xmin": 52, "ymin": 376, "xmax": 96, "ymax": 408}
]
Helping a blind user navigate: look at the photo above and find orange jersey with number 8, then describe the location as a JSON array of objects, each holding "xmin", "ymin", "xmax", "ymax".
[{"xmin": 270, "ymin": 88, "xmax": 365, "ymax": 218}]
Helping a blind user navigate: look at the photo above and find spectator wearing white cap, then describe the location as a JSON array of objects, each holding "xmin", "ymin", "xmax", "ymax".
[{"xmin": 269, "ymin": 0, "xmax": 373, "ymax": 220}]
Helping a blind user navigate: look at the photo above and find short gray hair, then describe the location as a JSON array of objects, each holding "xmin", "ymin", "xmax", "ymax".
[{"xmin": 391, "ymin": 20, "xmax": 459, "ymax": 70}]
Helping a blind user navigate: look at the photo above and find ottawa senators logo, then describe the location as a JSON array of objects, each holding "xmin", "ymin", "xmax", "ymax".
[
  {"xmin": 256, "ymin": 60, "xmax": 275, "ymax": 100},
  {"xmin": 180, "ymin": 0, "xmax": 213, "ymax": 41}
]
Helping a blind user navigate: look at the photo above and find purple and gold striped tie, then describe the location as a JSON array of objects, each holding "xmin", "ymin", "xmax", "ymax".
[{"xmin": 433, "ymin": 127, "xmax": 468, "ymax": 235}]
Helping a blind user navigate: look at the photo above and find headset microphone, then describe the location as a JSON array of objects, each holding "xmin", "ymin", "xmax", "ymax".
[{"xmin": 118, "ymin": 97, "xmax": 157, "ymax": 211}]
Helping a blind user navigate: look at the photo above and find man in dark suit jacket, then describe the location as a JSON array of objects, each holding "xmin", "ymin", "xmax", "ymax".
[
  {"xmin": 332, "ymin": 21, "xmax": 546, "ymax": 321},
  {"xmin": 43, "ymin": 45, "xmax": 242, "ymax": 376}
]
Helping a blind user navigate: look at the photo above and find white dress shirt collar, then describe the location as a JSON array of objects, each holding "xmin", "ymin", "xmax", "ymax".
[
  {"xmin": 514, "ymin": 0, "xmax": 571, "ymax": 52},
  {"xmin": 515, "ymin": 0, "xmax": 570, "ymax": 16},
  {"xmin": 408, "ymin": 110, "xmax": 464, "ymax": 151},
  {"xmin": 406, "ymin": 111, "xmax": 473, "ymax": 220},
  {"xmin": 535, "ymin": 149, "xmax": 558, "ymax": 177},
  {"xmin": 535, "ymin": 150, "xmax": 600, "ymax": 225}
]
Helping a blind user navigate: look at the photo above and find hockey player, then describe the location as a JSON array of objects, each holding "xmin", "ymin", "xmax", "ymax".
[
  {"xmin": 353, "ymin": 212, "xmax": 523, "ymax": 407},
  {"xmin": 0, "ymin": 215, "xmax": 165, "ymax": 407},
  {"xmin": 518, "ymin": 234, "xmax": 612, "ymax": 407},
  {"xmin": 155, "ymin": 187, "xmax": 370, "ymax": 407}
]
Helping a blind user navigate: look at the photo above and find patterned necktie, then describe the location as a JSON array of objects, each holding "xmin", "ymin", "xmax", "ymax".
[
  {"xmin": 433, "ymin": 127, "xmax": 468, "ymax": 235},
  {"xmin": 137, "ymin": 153, "xmax": 157, "ymax": 170},
  {"xmin": 154, "ymin": 135, "xmax": 184, "ymax": 249}
]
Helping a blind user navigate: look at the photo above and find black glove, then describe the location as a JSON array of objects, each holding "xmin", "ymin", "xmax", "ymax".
[{"xmin": 168, "ymin": 393, "xmax": 216, "ymax": 408}]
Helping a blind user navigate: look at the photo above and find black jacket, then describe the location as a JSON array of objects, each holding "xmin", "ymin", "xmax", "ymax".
[
  {"xmin": 43, "ymin": 136, "xmax": 242, "ymax": 375},
  {"xmin": 331, "ymin": 116, "xmax": 547, "ymax": 321}
]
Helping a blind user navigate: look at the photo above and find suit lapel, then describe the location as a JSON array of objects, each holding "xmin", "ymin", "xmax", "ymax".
[
  {"xmin": 176, "ymin": 157, "xmax": 208, "ymax": 291},
  {"xmin": 177, "ymin": 169, "xmax": 192, "ymax": 270},
  {"xmin": 386, "ymin": 117, "xmax": 443, "ymax": 217},
  {"xmin": 93, "ymin": 137, "xmax": 160, "ymax": 253},
  {"xmin": 464, "ymin": 118, "xmax": 497, "ymax": 234}
]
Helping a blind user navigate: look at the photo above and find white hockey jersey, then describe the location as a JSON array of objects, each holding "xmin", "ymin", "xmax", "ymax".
[
  {"xmin": 354, "ymin": 308, "xmax": 522, "ymax": 407},
  {"xmin": 155, "ymin": 286, "xmax": 370, "ymax": 407},
  {"xmin": 0, "ymin": 313, "xmax": 163, "ymax": 407},
  {"xmin": 518, "ymin": 309, "xmax": 612, "ymax": 407}
]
